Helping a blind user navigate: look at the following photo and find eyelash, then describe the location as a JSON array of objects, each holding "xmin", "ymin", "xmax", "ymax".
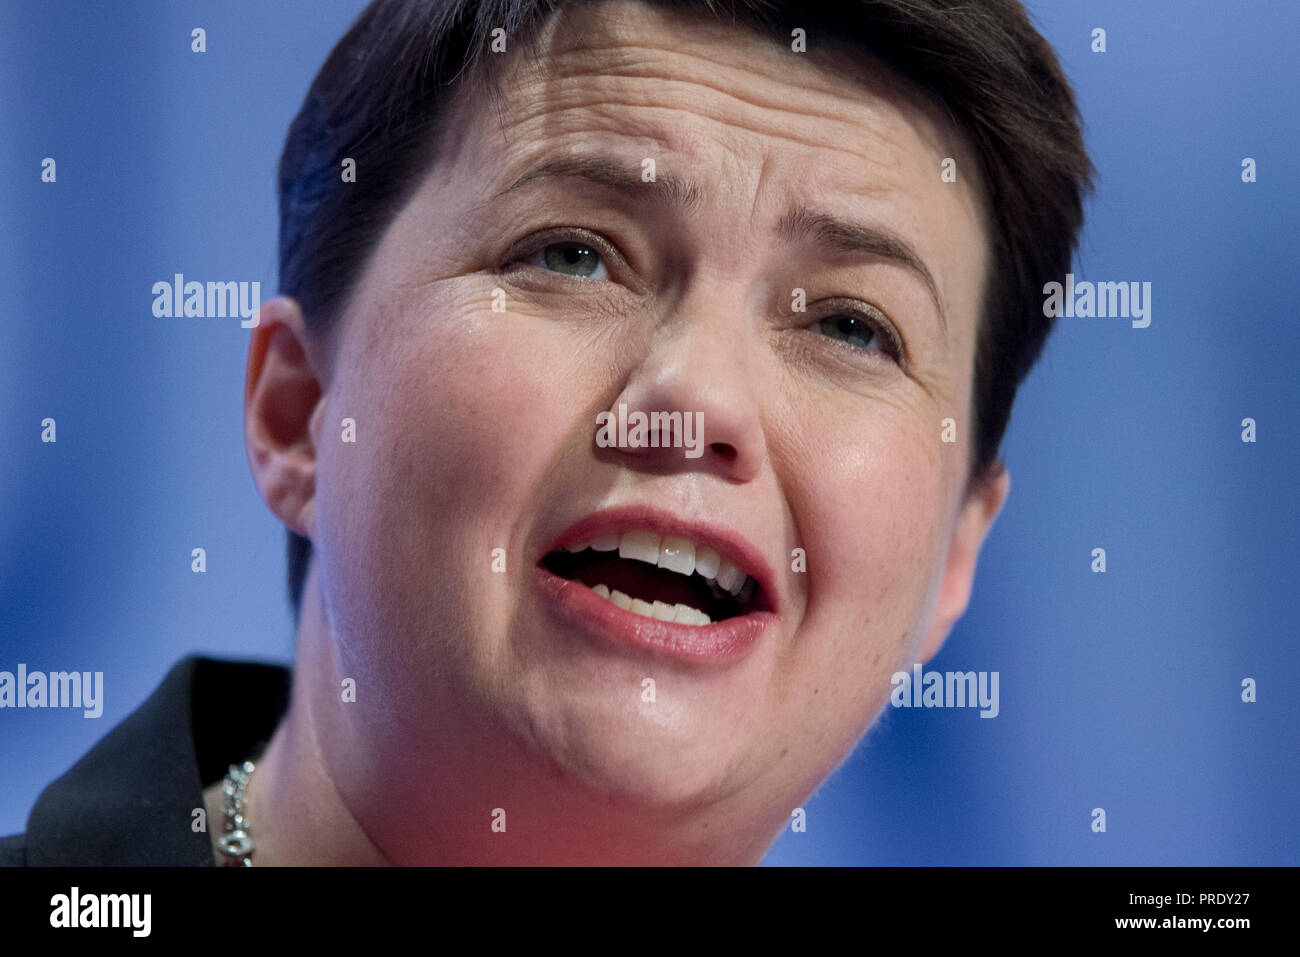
[{"xmin": 501, "ymin": 227, "xmax": 907, "ymax": 367}]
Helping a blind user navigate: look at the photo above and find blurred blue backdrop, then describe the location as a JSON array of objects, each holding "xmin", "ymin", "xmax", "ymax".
[{"xmin": 1, "ymin": 0, "xmax": 1296, "ymax": 864}]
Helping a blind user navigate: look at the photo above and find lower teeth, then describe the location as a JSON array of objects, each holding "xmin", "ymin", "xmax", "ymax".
[{"xmin": 589, "ymin": 583, "xmax": 711, "ymax": 625}]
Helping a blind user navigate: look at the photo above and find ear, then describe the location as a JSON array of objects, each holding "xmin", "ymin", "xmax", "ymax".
[
  {"xmin": 244, "ymin": 295, "xmax": 326, "ymax": 541},
  {"xmin": 917, "ymin": 464, "xmax": 1011, "ymax": 663}
]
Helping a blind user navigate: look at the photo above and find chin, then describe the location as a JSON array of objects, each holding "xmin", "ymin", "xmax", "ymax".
[{"xmin": 503, "ymin": 664, "xmax": 754, "ymax": 810}]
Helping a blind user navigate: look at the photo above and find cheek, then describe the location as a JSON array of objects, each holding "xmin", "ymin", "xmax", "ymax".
[
  {"xmin": 784, "ymin": 401, "xmax": 946, "ymax": 695},
  {"xmin": 311, "ymin": 283, "xmax": 582, "ymax": 638}
]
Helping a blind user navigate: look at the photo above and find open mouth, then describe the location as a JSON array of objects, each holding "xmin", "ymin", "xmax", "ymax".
[{"xmin": 540, "ymin": 530, "xmax": 766, "ymax": 626}]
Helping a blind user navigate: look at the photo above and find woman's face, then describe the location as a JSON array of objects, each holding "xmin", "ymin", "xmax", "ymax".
[{"xmin": 291, "ymin": 0, "xmax": 1004, "ymax": 858}]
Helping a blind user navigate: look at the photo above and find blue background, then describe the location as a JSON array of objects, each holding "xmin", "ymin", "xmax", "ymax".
[{"xmin": 2, "ymin": 0, "xmax": 1296, "ymax": 865}]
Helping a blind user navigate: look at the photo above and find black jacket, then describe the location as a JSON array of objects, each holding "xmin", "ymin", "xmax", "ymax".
[{"xmin": 0, "ymin": 655, "xmax": 291, "ymax": 866}]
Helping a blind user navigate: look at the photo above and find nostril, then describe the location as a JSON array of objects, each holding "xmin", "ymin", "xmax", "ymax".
[{"xmin": 709, "ymin": 442, "xmax": 737, "ymax": 461}]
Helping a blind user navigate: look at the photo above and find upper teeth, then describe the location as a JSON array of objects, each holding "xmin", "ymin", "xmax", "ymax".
[{"xmin": 566, "ymin": 529, "xmax": 753, "ymax": 598}]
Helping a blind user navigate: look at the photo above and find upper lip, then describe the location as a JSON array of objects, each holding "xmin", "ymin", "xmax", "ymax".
[{"xmin": 538, "ymin": 504, "xmax": 781, "ymax": 615}]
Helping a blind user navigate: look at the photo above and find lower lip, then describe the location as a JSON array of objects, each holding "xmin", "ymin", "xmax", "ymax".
[{"xmin": 535, "ymin": 566, "xmax": 775, "ymax": 663}]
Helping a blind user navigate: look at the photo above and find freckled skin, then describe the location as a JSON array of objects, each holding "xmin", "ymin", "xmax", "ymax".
[{"xmin": 242, "ymin": 0, "xmax": 1009, "ymax": 865}]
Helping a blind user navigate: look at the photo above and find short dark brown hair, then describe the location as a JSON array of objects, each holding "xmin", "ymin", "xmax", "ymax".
[{"xmin": 277, "ymin": 0, "xmax": 1095, "ymax": 621}]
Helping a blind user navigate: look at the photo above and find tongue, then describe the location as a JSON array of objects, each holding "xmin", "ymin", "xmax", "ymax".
[{"xmin": 572, "ymin": 555, "xmax": 705, "ymax": 608}]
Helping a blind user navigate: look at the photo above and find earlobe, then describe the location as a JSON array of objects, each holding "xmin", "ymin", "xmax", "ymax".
[
  {"xmin": 244, "ymin": 296, "xmax": 324, "ymax": 540},
  {"xmin": 917, "ymin": 464, "xmax": 1011, "ymax": 663}
]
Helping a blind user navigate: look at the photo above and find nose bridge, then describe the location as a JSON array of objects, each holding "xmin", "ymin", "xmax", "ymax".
[
  {"xmin": 640, "ymin": 142, "xmax": 774, "ymax": 378},
  {"xmin": 600, "ymin": 274, "xmax": 766, "ymax": 481},
  {"xmin": 653, "ymin": 278, "xmax": 749, "ymax": 380}
]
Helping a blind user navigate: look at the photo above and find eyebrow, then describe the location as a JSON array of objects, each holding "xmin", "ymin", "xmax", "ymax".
[
  {"xmin": 496, "ymin": 155, "xmax": 946, "ymax": 332},
  {"xmin": 775, "ymin": 207, "xmax": 946, "ymax": 333},
  {"xmin": 497, "ymin": 155, "xmax": 702, "ymax": 213}
]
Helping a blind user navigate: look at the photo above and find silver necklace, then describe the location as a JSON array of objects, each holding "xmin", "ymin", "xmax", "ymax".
[{"xmin": 215, "ymin": 759, "xmax": 256, "ymax": 866}]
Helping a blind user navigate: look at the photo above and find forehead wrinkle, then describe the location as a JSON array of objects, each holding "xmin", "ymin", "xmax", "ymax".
[
  {"xmin": 491, "ymin": 0, "xmax": 983, "ymax": 219},
  {"xmin": 505, "ymin": 6, "xmax": 986, "ymax": 199},
  {"xmin": 535, "ymin": 6, "xmax": 897, "ymax": 112},
  {"xmin": 513, "ymin": 9, "xmax": 952, "ymax": 146},
  {"xmin": 510, "ymin": 60, "xmax": 898, "ymax": 161},
  {"xmin": 498, "ymin": 45, "xmax": 945, "ymax": 209},
  {"xmin": 498, "ymin": 95, "xmax": 911, "ymax": 188},
  {"xmin": 538, "ymin": 49, "xmax": 876, "ymax": 134}
]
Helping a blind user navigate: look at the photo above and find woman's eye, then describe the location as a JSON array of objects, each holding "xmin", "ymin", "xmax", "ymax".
[
  {"xmin": 818, "ymin": 314, "xmax": 882, "ymax": 352},
  {"xmin": 533, "ymin": 241, "xmax": 608, "ymax": 280}
]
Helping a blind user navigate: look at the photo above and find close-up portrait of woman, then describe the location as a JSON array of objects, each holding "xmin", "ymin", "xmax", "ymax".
[{"xmin": 1, "ymin": 0, "xmax": 1295, "ymax": 882}]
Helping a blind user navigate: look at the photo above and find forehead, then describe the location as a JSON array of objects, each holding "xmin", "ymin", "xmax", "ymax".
[
  {"xmin": 496, "ymin": 2, "xmax": 960, "ymax": 165},
  {"xmin": 482, "ymin": 6, "xmax": 978, "ymax": 190},
  {"xmin": 430, "ymin": 0, "xmax": 988, "ymax": 348}
]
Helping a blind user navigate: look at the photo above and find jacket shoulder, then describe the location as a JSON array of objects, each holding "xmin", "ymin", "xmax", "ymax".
[{"xmin": 0, "ymin": 832, "xmax": 27, "ymax": 866}]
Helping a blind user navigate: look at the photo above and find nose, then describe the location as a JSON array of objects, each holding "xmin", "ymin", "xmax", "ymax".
[{"xmin": 595, "ymin": 286, "xmax": 766, "ymax": 483}]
